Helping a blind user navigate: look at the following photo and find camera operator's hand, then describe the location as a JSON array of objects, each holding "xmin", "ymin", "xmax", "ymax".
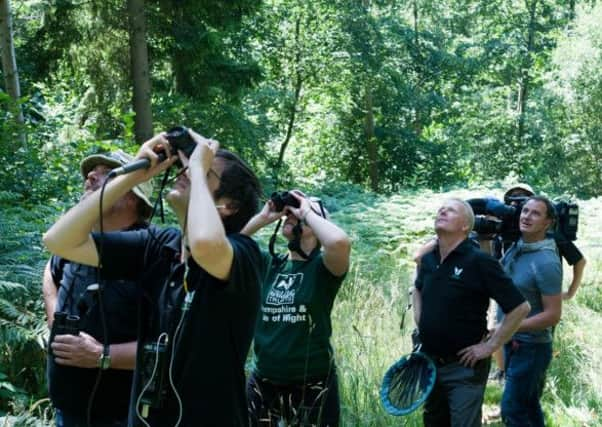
[
  {"xmin": 188, "ymin": 129, "xmax": 219, "ymax": 174},
  {"xmin": 135, "ymin": 133, "xmax": 177, "ymax": 181},
  {"xmin": 51, "ymin": 331, "xmax": 103, "ymax": 368}
]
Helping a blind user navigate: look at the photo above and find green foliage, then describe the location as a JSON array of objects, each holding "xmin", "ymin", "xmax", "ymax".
[
  {"xmin": 3, "ymin": 0, "xmax": 602, "ymax": 422},
  {"xmin": 0, "ymin": 199, "xmax": 52, "ymax": 419}
]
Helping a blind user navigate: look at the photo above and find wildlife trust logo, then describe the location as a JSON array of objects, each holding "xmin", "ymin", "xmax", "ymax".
[
  {"xmin": 451, "ymin": 266, "xmax": 463, "ymax": 280},
  {"xmin": 266, "ymin": 273, "xmax": 304, "ymax": 306}
]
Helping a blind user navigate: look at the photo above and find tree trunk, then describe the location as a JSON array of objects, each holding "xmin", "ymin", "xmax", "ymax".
[
  {"xmin": 127, "ymin": 0, "xmax": 153, "ymax": 143},
  {"xmin": 276, "ymin": 16, "xmax": 303, "ymax": 169},
  {"xmin": 0, "ymin": 0, "xmax": 24, "ymax": 125},
  {"xmin": 364, "ymin": 87, "xmax": 378, "ymax": 192},
  {"xmin": 516, "ymin": 0, "xmax": 538, "ymax": 143}
]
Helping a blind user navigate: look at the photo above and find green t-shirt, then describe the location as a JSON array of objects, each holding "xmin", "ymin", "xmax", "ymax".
[{"xmin": 253, "ymin": 251, "xmax": 345, "ymax": 383}]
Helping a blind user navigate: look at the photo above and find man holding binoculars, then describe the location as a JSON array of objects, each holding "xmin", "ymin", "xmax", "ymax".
[
  {"xmin": 44, "ymin": 129, "xmax": 263, "ymax": 427},
  {"xmin": 43, "ymin": 150, "xmax": 154, "ymax": 427}
]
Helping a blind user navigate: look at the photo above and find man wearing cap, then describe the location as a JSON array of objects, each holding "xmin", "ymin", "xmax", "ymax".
[{"xmin": 42, "ymin": 150, "xmax": 154, "ymax": 427}]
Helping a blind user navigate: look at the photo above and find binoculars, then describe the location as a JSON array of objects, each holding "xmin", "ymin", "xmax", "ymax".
[
  {"xmin": 165, "ymin": 126, "xmax": 197, "ymax": 167},
  {"xmin": 270, "ymin": 191, "xmax": 301, "ymax": 212},
  {"xmin": 49, "ymin": 311, "xmax": 80, "ymax": 355}
]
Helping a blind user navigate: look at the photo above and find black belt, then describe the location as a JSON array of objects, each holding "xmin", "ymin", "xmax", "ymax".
[{"xmin": 426, "ymin": 353, "xmax": 460, "ymax": 366}]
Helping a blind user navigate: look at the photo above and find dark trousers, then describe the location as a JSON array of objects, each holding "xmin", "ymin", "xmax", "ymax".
[
  {"xmin": 247, "ymin": 371, "xmax": 340, "ymax": 427},
  {"xmin": 55, "ymin": 409, "xmax": 127, "ymax": 427},
  {"xmin": 423, "ymin": 358, "xmax": 490, "ymax": 427},
  {"xmin": 502, "ymin": 340, "xmax": 552, "ymax": 427}
]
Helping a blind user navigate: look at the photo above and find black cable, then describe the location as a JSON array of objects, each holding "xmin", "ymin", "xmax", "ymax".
[{"xmin": 85, "ymin": 178, "xmax": 111, "ymax": 427}]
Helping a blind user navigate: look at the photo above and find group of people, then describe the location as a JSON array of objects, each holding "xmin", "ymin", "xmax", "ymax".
[
  {"xmin": 42, "ymin": 130, "xmax": 351, "ymax": 427},
  {"xmin": 42, "ymin": 129, "xmax": 584, "ymax": 427},
  {"xmin": 412, "ymin": 185, "xmax": 585, "ymax": 427}
]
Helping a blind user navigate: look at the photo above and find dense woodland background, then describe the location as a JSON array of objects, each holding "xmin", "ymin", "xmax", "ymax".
[{"xmin": 1, "ymin": 0, "xmax": 601, "ymax": 425}]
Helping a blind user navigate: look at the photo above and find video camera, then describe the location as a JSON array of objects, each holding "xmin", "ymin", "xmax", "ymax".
[{"xmin": 468, "ymin": 197, "xmax": 579, "ymax": 242}]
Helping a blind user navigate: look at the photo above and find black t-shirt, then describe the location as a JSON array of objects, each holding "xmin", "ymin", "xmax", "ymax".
[
  {"xmin": 47, "ymin": 224, "xmax": 154, "ymax": 420},
  {"xmin": 91, "ymin": 227, "xmax": 262, "ymax": 427},
  {"xmin": 415, "ymin": 239, "xmax": 525, "ymax": 357}
]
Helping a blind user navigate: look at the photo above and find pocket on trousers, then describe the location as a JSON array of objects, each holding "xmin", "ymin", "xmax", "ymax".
[{"xmin": 506, "ymin": 342, "xmax": 537, "ymax": 378}]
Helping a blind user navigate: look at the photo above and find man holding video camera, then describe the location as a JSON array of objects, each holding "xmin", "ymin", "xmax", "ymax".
[
  {"xmin": 500, "ymin": 184, "xmax": 586, "ymax": 301},
  {"xmin": 498, "ymin": 195, "xmax": 562, "ymax": 426},
  {"xmin": 43, "ymin": 151, "xmax": 154, "ymax": 427},
  {"xmin": 413, "ymin": 198, "xmax": 529, "ymax": 427}
]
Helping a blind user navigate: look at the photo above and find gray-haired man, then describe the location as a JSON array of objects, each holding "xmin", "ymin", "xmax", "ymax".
[{"xmin": 413, "ymin": 198, "xmax": 530, "ymax": 427}]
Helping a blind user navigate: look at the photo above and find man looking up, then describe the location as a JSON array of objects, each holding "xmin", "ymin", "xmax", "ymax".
[
  {"xmin": 413, "ymin": 198, "xmax": 530, "ymax": 427},
  {"xmin": 43, "ymin": 130, "xmax": 263, "ymax": 426},
  {"xmin": 500, "ymin": 196, "xmax": 562, "ymax": 427},
  {"xmin": 502, "ymin": 184, "xmax": 586, "ymax": 301},
  {"xmin": 42, "ymin": 150, "xmax": 154, "ymax": 427}
]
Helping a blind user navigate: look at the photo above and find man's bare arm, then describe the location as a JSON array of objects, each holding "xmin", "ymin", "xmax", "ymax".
[{"xmin": 42, "ymin": 260, "xmax": 58, "ymax": 328}]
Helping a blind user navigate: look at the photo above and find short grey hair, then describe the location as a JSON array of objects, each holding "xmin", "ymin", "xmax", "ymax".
[{"xmin": 448, "ymin": 198, "xmax": 475, "ymax": 233}]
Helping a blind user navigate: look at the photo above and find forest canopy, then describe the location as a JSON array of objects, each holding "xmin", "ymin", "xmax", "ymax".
[{"xmin": 1, "ymin": 0, "xmax": 601, "ymax": 202}]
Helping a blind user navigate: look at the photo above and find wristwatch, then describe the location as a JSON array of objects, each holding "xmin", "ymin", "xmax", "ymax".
[{"xmin": 98, "ymin": 344, "xmax": 111, "ymax": 370}]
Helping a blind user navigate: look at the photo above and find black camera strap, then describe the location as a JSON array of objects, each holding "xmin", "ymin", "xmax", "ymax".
[{"xmin": 287, "ymin": 223, "xmax": 311, "ymax": 260}]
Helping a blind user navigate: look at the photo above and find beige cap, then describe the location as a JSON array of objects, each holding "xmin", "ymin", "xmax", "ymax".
[
  {"xmin": 80, "ymin": 150, "xmax": 153, "ymax": 208},
  {"xmin": 504, "ymin": 183, "xmax": 534, "ymax": 200}
]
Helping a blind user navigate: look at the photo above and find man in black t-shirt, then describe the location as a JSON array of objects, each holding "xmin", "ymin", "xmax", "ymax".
[
  {"xmin": 44, "ymin": 130, "xmax": 263, "ymax": 427},
  {"xmin": 413, "ymin": 198, "xmax": 530, "ymax": 427},
  {"xmin": 43, "ymin": 151, "xmax": 154, "ymax": 427}
]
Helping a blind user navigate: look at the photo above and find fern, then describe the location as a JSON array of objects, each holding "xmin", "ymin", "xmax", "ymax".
[{"xmin": 0, "ymin": 200, "xmax": 51, "ymax": 418}]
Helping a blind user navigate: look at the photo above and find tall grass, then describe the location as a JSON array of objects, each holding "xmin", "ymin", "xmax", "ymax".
[
  {"xmin": 1, "ymin": 187, "xmax": 601, "ymax": 426},
  {"xmin": 326, "ymin": 188, "xmax": 602, "ymax": 426}
]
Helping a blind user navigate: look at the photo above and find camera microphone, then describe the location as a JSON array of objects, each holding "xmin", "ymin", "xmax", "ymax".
[{"xmin": 107, "ymin": 151, "xmax": 168, "ymax": 178}]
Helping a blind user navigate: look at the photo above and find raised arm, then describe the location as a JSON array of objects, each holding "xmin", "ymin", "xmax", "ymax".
[
  {"xmin": 288, "ymin": 192, "xmax": 351, "ymax": 277},
  {"xmin": 241, "ymin": 201, "xmax": 283, "ymax": 237},
  {"xmin": 185, "ymin": 131, "xmax": 238, "ymax": 281},
  {"xmin": 43, "ymin": 135, "xmax": 175, "ymax": 265}
]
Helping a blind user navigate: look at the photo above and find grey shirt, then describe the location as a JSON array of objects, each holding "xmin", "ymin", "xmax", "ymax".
[{"xmin": 500, "ymin": 238, "xmax": 562, "ymax": 343}]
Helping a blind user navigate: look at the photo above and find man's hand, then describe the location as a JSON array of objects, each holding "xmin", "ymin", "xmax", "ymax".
[
  {"xmin": 134, "ymin": 133, "xmax": 177, "ymax": 181},
  {"xmin": 51, "ymin": 332, "xmax": 103, "ymax": 368},
  {"xmin": 188, "ymin": 129, "xmax": 219, "ymax": 173},
  {"xmin": 457, "ymin": 341, "xmax": 496, "ymax": 368}
]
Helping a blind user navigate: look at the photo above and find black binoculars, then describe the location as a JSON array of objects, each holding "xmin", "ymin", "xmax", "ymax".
[
  {"xmin": 270, "ymin": 191, "xmax": 300, "ymax": 212},
  {"xmin": 165, "ymin": 126, "xmax": 197, "ymax": 166},
  {"xmin": 49, "ymin": 311, "xmax": 80, "ymax": 355}
]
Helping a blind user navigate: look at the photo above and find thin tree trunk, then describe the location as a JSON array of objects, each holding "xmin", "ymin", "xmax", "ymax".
[
  {"xmin": 127, "ymin": 0, "xmax": 153, "ymax": 143},
  {"xmin": 277, "ymin": 16, "xmax": 303, "ymax": 169},
  {"xmin": 0, "ymin": 0, "xmax": 24, "ymax": 126},
  {"xmin": 364, "ymin": 88, "xmax": 378, "ymax": 191},
  {"xmin": 360, "ymin": 0, "xmax": 378, "ymax": 191},
  {"xmin": 517, "ymin": 0, "xmax": 538, "ymax": 143}
]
